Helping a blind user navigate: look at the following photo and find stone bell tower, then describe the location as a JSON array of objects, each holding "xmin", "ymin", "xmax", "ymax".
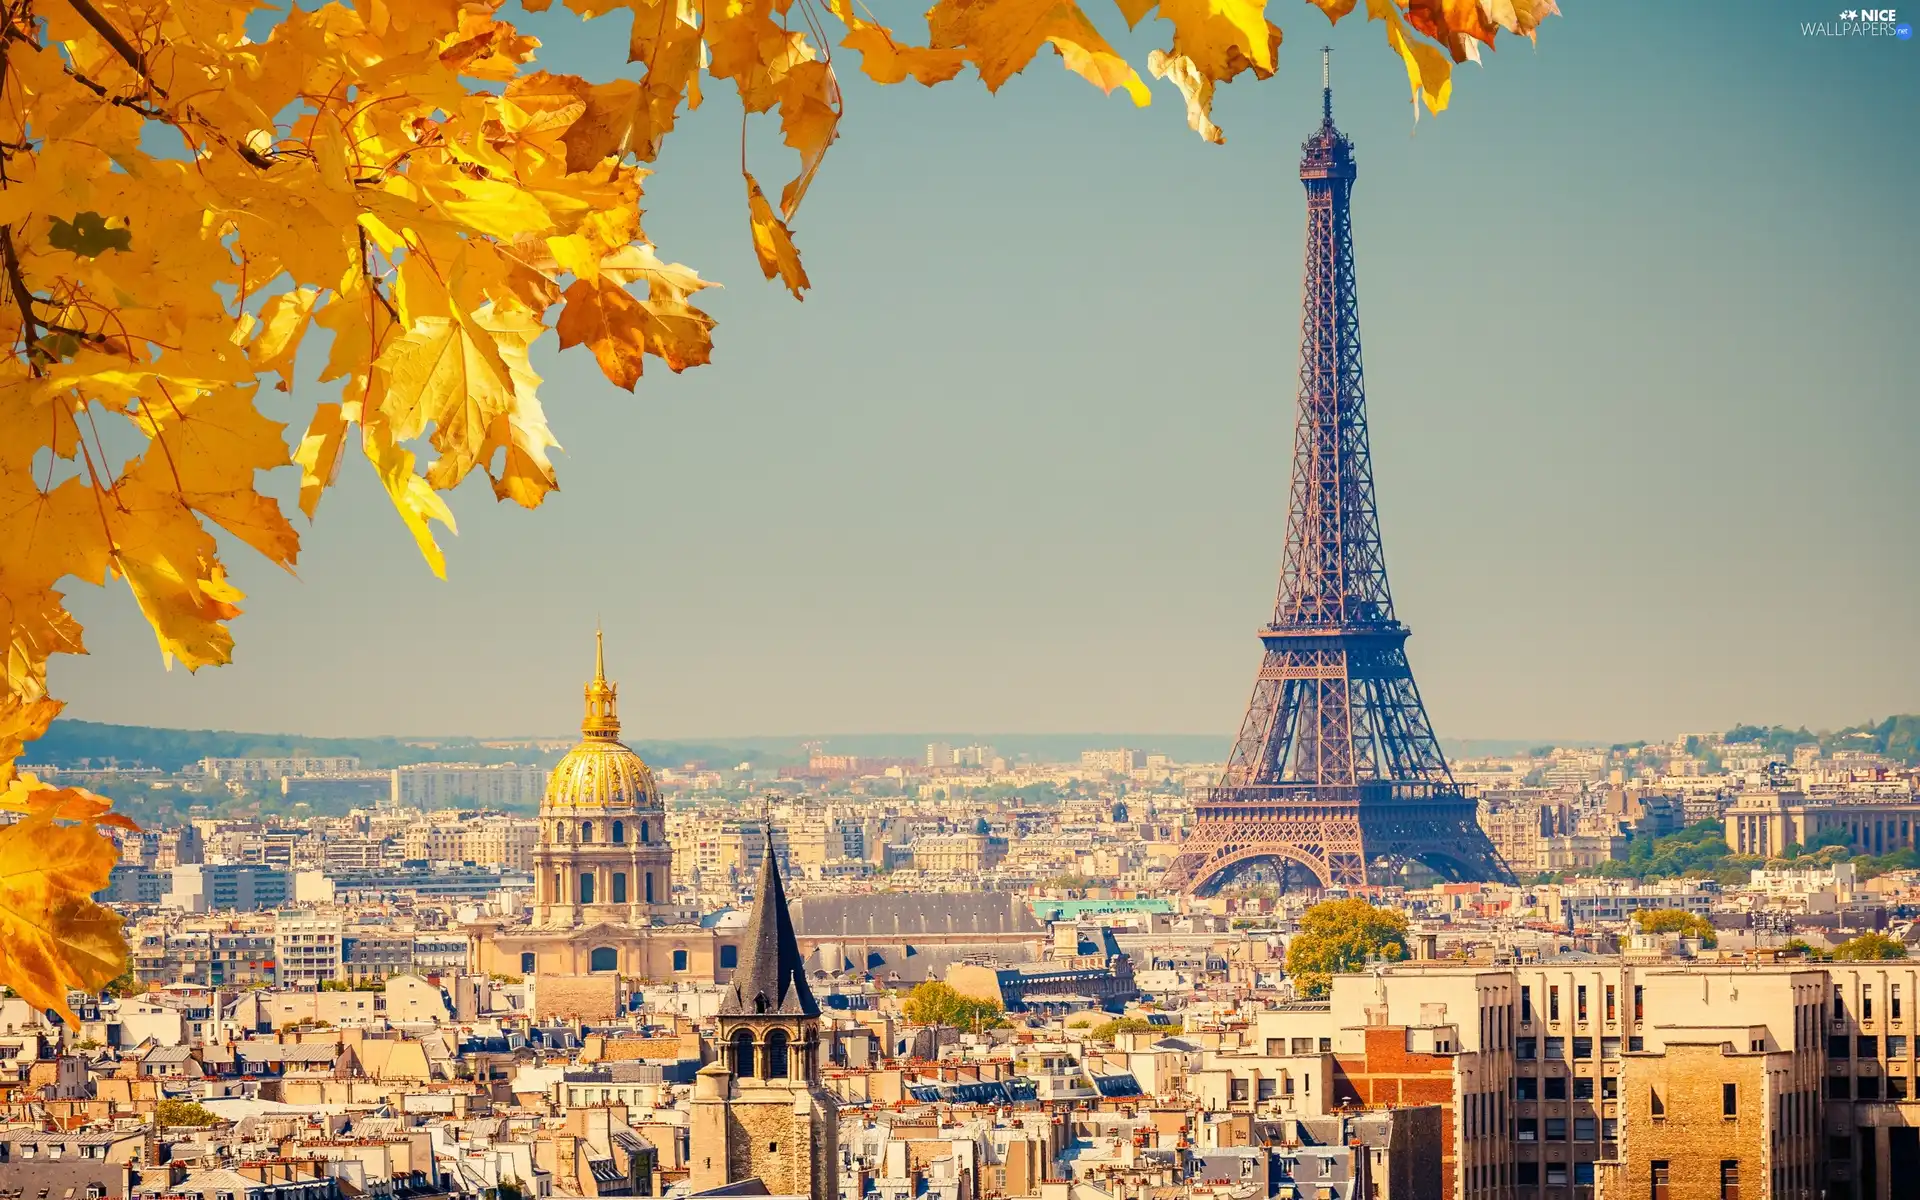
[{"xmin": 689, "ymin": 835, "xmax": 837, "ymax": 1200}]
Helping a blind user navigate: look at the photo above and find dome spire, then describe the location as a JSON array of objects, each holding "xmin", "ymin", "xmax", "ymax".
[{"xmin": 583, "ymin": 625, "xmax": 620, "ymax": 739}]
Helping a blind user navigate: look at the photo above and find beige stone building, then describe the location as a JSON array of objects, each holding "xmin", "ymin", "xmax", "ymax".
[
  {"xmin": 1726, "ymin": 789, "xmax": 1920, "ymax": 858},
  {"xmin": 468, "ymin": 634, "xmax": 742, "ymax": 985}
]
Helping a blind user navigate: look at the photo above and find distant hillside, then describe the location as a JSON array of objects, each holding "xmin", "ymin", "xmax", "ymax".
[
  {"xmin": 1720, "ymin": 715, "xmax": 1920, "ymax": 766},
  {"xmin": 28, "ymin": 720, "xmax": 793, "ymax": 773}
]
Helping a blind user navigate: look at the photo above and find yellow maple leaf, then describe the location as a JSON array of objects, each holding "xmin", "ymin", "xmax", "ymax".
[
  {"xmin": 927, "ymin": 0, "xmax": 1151, "ymax": 104},
  {"xmin": 0, "ymin": 810, "xmax": 127, "ymax": 1024},
  {"xmin": 745, "ymin": 172, "xmax": 811, "ymax": 299}
]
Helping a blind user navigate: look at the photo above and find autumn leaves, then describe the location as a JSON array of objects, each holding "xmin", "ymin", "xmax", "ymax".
[{"xmin": 0, "ymin": 0, "xmax": 1557, "ymax": 1009}]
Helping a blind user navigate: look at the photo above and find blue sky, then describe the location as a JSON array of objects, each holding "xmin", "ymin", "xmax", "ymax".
[{"xmin": 55, "ymin": 0, "xmax": 1920, "ymax": 743}]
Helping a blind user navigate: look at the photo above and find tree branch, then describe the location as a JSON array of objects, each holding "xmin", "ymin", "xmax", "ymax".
[
  {"xmin": 2, "ymin": 225, "xmax": 44, "ymax": 373},
  {"xmin": 59, "ymin": 0, "xmax": 277, "ymax": 170}
]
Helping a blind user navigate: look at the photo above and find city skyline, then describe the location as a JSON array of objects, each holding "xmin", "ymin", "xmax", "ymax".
[{"xmin": 47, "ymin": 1, "xmax": 1920, "ymax": 743}]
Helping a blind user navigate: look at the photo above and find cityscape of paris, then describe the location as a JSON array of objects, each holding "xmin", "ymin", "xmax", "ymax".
[{"xmin": 1, "ymin": 3, "xmax": 1915, "ymax": 1200}]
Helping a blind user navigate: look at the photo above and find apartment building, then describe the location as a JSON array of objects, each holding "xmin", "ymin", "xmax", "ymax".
[
  {"xmin": 274, "ymin": 912, "xmax": 344, "ymax": 987},
  {"xmin": 1223, "ymin": 961, "xmax": 1851, "ymax": 1200},
  {"xmin": 389, "ymin": 763, "xmax": 548, "ymax": 810}
]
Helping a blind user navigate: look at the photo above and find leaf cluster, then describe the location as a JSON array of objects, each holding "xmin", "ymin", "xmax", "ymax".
[{"xmin": 1283, "ymin": 897, "xmax": 1408, "ymax": 999}]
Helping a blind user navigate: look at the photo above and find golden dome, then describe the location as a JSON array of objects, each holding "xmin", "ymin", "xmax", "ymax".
[{"xmin": 544, "ymin": 630, "xmax": 661, "ymax": 812}]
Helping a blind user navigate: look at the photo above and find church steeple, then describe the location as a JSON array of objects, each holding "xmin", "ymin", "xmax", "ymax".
[
  {"xmin": 720, "ymin": 834, "xmax": 817, "ymax": 1018},
  {"xmin": 693, "ymin": 827, "xmax": 837, "ymax": 1200}
]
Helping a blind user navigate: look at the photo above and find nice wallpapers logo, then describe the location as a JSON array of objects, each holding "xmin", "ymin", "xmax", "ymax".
[{"xmin": 1803, "ymin": 7, "xmax": 1913, "ymax": 36}]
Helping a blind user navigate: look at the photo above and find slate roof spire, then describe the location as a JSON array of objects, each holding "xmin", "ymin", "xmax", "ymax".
[{"xmin": 718, "ymin": 831, "xmax": 818, "ymax": 1018}]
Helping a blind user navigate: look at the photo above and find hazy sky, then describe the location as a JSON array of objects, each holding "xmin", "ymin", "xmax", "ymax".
[{"xmin": 53, "ymin": 1, "xmax": 1920, "ymax": 744}]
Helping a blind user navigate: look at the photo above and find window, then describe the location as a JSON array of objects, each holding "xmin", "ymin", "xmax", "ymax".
[
  {"xmin": 1574, "ymin": 1162, "xmax": 1596, "ymax": 1186},
  {"xmin": 1832, "ymin": 1035, "xmax": 1853, "ymax": 1059},
  {"xmin": 1629, "ymin": 1036, "xmax": 1645, "ymax": 1052},
  {"xmin": 1545, "ymin": 1076, "xmax": 1567, "ymax": 1101},
  {"xmin": 1319, "ymin": 1037, "xmax": 1331, "ymax": 1052},
  {"xmin": 765, "ymin": 1028, "xmax": 790, "ymax": 1078},
  {"xmin": 1650, "ymin": 1087, "xmax": 1665, "ymax": 1117},
  {"xmin": 1602, "ymin": 1117, "xmax": 1618, "ymax": 1141},
  {"xmin": 1635, "ymin": 985, "xmax": 1645, "ymax": 1022},
  {"xmin": 1720, "ymin": 1160, "xmax": 1740, "ymax": 1200},
  {"xmin": 1602, "ymin": 1075, "xmax": 1619, "ymax": 1099},
  {"xmin": 1516, "ymin": 1164, "xmax": 1539, "ymax": 1186},
  {"xmin": 1602, "ymin": 1036, "xmax": 1621, "ymax": 1059},
  {"xmin": 1723, "ymin": 1082, "xmax": 1738, "ymax": 1116},
  {"xmin": 1546, "ymin": 1164, "xmax": 1568, "ymax": 1186},
  {"xmin": 1515, "ymin": 1076, "xmax": 1538, "ymax": 1100},
  {"xmin": 520, "ymin": 951, "xmax": 535, "ymax": 973},
  {"xmin": 1545, "ymin": 1036, "xmax": 1565, "ymax": 1060},
  {"xmin": 1860, "ymin": 1036, "xmax": 1879, "ymax": 1058},
  {"xmin": 731, "ymin": 1029, "xmax": 755, "ymax": 1077},
  {"xmin": 640, "ymin": 820, "xmax": 649, "ymax": 842},
  {"xmin": 1895, "ymin": 984, "xmax": 1904, "ymax": 1020},
  {"xmin": 1516, "ymin": 1117, "xmax": 1537, "ymax": 1142},
  {"xmin": 1550, "ymin": 986, "xmax": 1561, "ymax": 1021},
  {"xmin": 579, "ymin": 872, "xmax": 595, "ymax": 904},
  {"xmin": 1545, "ymin": 1117, "xmax": 1567, "ymax": 1141},
  {"xmin": 1828, "ymin": 1076, "xmax": 1851, "ymax": 1099},
  {"xmin": 672, "ymin": 948, "xmax": 689, "ymax": 971},
  {"xmin": 1857, "ymin": 1075, "xmax": 1881, "ymax": 1100},
  {"xmin": 1890, "ymin": 1076, "xmax": 1909, "ymax": 1100},
  {"xmin": 1516, "ymin": 1037, "xmax": 1537, "ymax": 1060},
  {"xmin": 1866, "ymin": 987, "xmax": 1875, "ymax": 1020},
  {"xmin": 581, "ymin": 821, "xmax": 594, "ymax": 842},
  {"xmin": 720, "ymin": 944, "xmax": 739, "ymax": 969},
  {"xmin": 612, "ymin": 872, "xmax": 627, "ymax": 903},
  {"xmin": 1578, "ymin": 985, "xmax": 1588, "ymax": 1022},
  {"xmin": 1573, "ymin": 1077, "xmax": 1594, "ymax": 1100},
  {"xmin": 1651, "ymin": 1161, "xmax": 1670, "ymax": 1200},
  {"xmin": 1606, "ymin": 984, "xmax": 1616, "ymax": 1022},
  {"xmin": 1521, "ymin": 986, "xmax": 1533, "ymax": 1023},
  {"xmin": 1836, "ymin": 984, "xmax": 1847, "ymax": 1020},
  {"xmin": 612, "ymin": 820, "xmax": 625, "ymax": 844},
  {"xmin": 1890, "ymin": 1035, "xmax": 1908, "ymax": 1058},
  {"xmin": 1574, "ymin": 1036, "xmax": 1593, "ymax": 1059},
  {"xmin": 645, "ymin": 873, "xmax": 655, "ymax": 903},
  {"xmin": 589, "ymin": 946, "xmax": 618, "ymax": 973}
]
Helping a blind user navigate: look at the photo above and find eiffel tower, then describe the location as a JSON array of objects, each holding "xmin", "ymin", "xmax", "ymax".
[{"xmin": 1161, "ymin": 55, "xmax": 1511, "ymax": 894}]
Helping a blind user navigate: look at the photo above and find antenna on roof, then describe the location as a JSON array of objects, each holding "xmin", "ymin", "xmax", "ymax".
[{"xmin": 1322, "ymin": 46, "xmax": 1334, "ymax": 126}]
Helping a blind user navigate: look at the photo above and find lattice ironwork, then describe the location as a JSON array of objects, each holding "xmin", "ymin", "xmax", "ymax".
[{"xmin": 1162, "ymin": 59, "xmax": 1511, "ymax": 895}]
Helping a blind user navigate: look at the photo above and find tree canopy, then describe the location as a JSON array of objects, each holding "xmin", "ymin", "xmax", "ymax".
[
  {"xmin": 1284, "ymin": 897, "xmax": 1408, "ymax": 998},
  {"xmin": 902, "ymin": 979, "xmax": 1005, "ymax": 1030},
  {"xmin": 1630, "ymin": 908, "xmax": 1716, "ymax": 948},
  {"xmin": 1831, "ymin": 932, "xmax": 1908, "ymax": 962},
  {"xmin": 155, "ymin": 1098, "xmax": 223, "ymax": 1127},
  {"xmin": 0, "ymin": 0, "xmax": 1559, "ymax": 1016}
]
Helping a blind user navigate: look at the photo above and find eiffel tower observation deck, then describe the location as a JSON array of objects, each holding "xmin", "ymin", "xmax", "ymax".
[{"xmin": 1161, "ymin": 53, "xmax": 1513, "ymax": 894}]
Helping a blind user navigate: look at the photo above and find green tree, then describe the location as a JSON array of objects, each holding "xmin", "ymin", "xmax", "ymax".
[
  {"xmin": 902, "ymin": 981, "xmax": 1006, "ymax": 1031},
  {"xmin": 1832, "ymin": 932, "xmax": 1908, "ymax": 961},
  {"xmin": 155, "ymin": 1098, "xmax": 222, "ymax": 1127},
  {"xmin": 1631, "ymin": 909, "xmax": 1717, "ymax": 948},
  {"xmin": 1284, "ymin": 899, "xmax": 1409, "ymax": 999},
  {"xmin": 1088, "ymin": 1017, "xmax": 1158, "ymax": 1043}
]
